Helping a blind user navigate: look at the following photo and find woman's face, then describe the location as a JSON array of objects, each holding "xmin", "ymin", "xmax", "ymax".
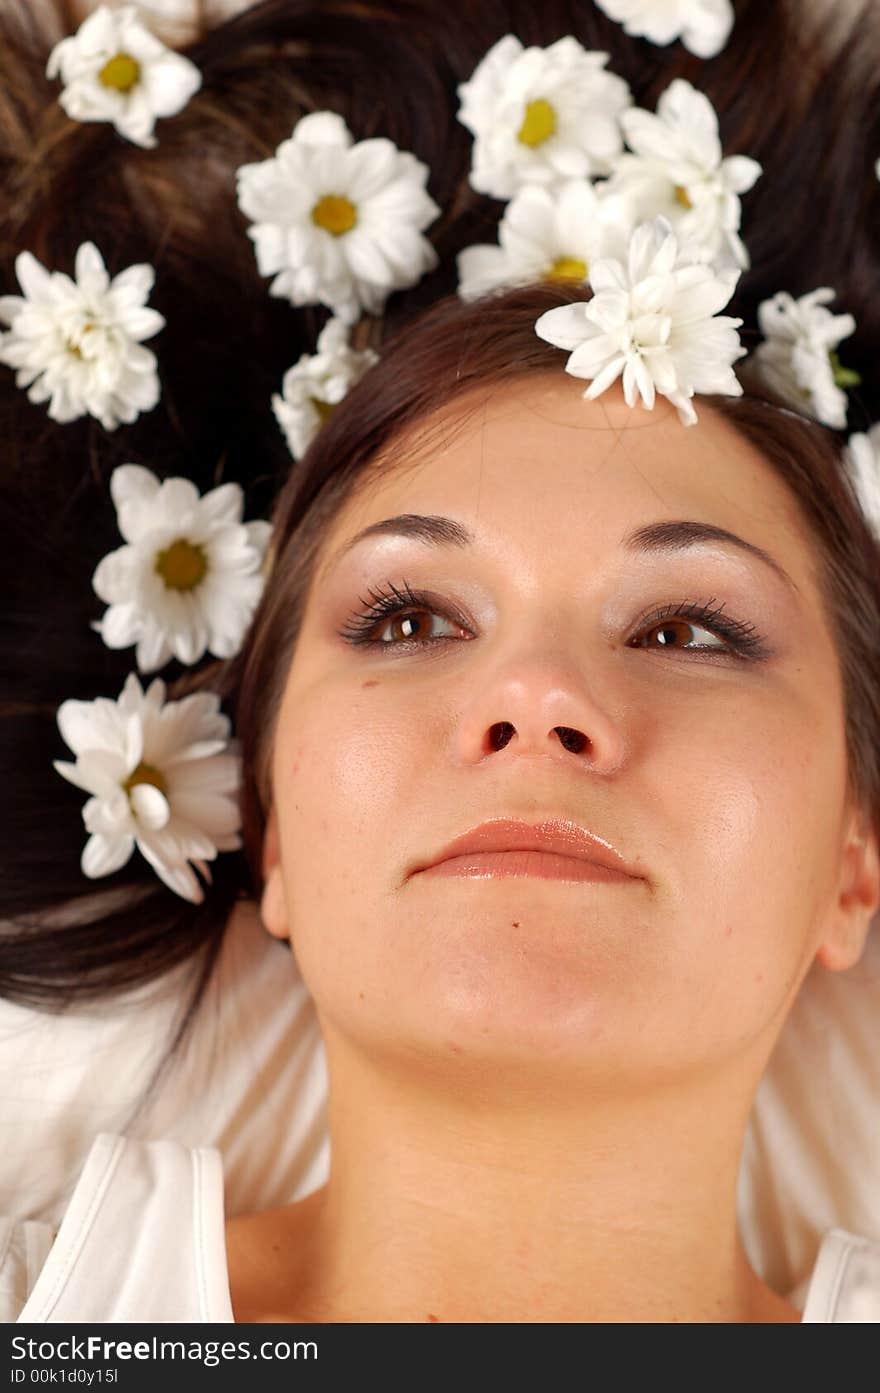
[{"xmin": 261, "ymin": 375, "xmax": 875, "ymax": 1088}]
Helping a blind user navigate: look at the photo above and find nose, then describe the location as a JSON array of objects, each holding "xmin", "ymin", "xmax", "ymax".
[{"xmin": 456, "ymin": 653, "xmax": 629, "ymax": 774}]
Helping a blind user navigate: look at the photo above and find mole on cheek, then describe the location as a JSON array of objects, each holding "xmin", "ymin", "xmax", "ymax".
[{"xmin": 362, "ymin": 679, "xmax": 380, "ymax": 688}]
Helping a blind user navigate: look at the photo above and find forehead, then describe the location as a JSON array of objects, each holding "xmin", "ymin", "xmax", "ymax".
[{"xmin": 315, "ymin": 375, "xmax": 820, "ymax": 600}]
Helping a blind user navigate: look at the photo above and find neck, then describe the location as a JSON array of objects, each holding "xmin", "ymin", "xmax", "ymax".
[{"xmin": 265, "ymin": 1033, "xmax": 800, "ymax": 1323}]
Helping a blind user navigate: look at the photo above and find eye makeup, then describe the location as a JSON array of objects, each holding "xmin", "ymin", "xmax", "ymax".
[{"xmin": 335, "ymin": 578, "xmax": 775, "ymax": 662}]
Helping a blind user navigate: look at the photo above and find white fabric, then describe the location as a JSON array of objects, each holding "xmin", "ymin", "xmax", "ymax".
[
  {"xmin": 737, "ymin": 922, "xmax": 880, "ymax": 1296},
  {"xmin": 0, "ymin": 901, "xmax": 330, "ymax": 1228},
  {"xmin": 6, "ymin": 1134, "xmax": 233, "ymax": 1323},
  {"xmin": 4, "ymin": 1130, "xmax": 879, "ymax": 1323}
]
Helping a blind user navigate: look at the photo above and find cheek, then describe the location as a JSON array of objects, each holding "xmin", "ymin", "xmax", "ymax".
[
  {"xmin": 276, "ymin": 680, "xmax": 421, "ymax": 860},
  {"xmin": 271, "ymin": 679, "xmax": 424, "ymax": 977},
  {"xmin": 651, "ymin": 680, "xmax": 848, "ymax": 1028}
]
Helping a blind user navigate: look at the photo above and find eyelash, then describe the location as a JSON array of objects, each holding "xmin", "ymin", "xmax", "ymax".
[{"xmin": 336, "ymin": 579, "xmax": 771, "ymax": 661}]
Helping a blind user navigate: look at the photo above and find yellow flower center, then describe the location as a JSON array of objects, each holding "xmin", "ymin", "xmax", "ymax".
[
  {"xmin": 98, "ymin": 53, "xmax": 142, "ymax": 93},
  {"xmin": 674, "ymin": 185, "xmax": 693, "ymax": 209},
  {"xmin": 518, "ymin": 98, "xmax": 557, "ymax": 148},
  {"xmin": 310, "ymin": 396, "xmax": 336, "ymax": 424},
  {"xmin": 66, "ymin": 321, "xmax": 96, "ymax": 359},
  {"xmin": 311, "ymin": 195, "xmax": 358, "ymax": 236},
  {"xmin": 545, "ymin": 256, "xmax": 588, "ymax": 283},
  {"xmin": 154, "ymin": 538, "xmax": 208, "ymax": 592},
  {"xmin": 124, "ymin": 762, "xmax": 167, "ymax": 796}
]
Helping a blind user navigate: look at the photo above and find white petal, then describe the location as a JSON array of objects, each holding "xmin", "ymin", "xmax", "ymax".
[
  {"xmin": 168, "ymin": 791, "xmax": 241, "ymax": 839},
  {"xmin": 82, "ymin": 832, "xmax": 135, "ymax": 879},
  {"xmin": 57, "ymin": 697, "xmax": 121, "ymax": 758},
  {"xmin": 139, "ymin": 51, "xmax": 202, "ymax": 119},
  {"xmin": 535, "ymin": 302, "xmax": 594, "ymax": 351},
  {"xmin": 583, "ymin": 354, "xmax": 627, "ymax": 398},
  {"xmin": 96, "ymin": 602, "xmax": 143, "ymax": 649},
  {"xmin": 135, "ymin": 622, "xmax": 173, "ymax": 674},
  {"xmin": 197, "ymin": 481, "xmax": 244, "ymax": 528},
  {"xmin": 293, "ymin": 111, "xmax": 353, "ymax": 148},
  {"xmin": 136, "ymin": 834, "xmax": 204, "ymax": 902},
  {"xmin": 74, "ymin": 242, "xmax": 109, "ymax": 296},
  {"xmin": 722, "ymin": 155, "xmax": 762, "ymax": 195},
  {"xmin": 53, "ymin": 759, "xmax": 100, "ymax": 795}
]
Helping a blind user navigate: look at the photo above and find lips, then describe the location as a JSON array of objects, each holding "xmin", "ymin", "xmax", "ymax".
[{"xmin": 413, "ymin": 817, "xmax": 641, "ymax": 880}]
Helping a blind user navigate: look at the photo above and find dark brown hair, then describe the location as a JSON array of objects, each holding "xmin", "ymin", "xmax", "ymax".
[{"xmin": 1, "ymin": 0, "xmax": 878, "ymax": 1085}]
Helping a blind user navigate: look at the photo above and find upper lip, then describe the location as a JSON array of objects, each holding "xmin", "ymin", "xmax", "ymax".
[{"xmin": 413, "ymin": 817, "xmax": 642, "ymax": 879}]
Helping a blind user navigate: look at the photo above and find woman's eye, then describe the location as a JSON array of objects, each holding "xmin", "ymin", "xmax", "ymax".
[
  {"xmin": 338, "ymin": 585, "xmax": 769, "ymax": 661},
  {"xmin": 629, "ymin": 600, "xmax": 768, "ymax": 658},
  {"xmin": 368, "ymin": 606, "xmax": 464, "ymax": 645},
  {"xmin": 337, "ymin": 583, "xmax": 470, "ymax": 649},
  {"xmin": 631, "ymin": 616, "xmax": 728, "ymax": 653}
]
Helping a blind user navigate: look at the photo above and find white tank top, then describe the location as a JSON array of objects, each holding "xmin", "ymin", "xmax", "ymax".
[{"xmin": 3, "ymin": 1132, "xmax": 879, "ymax": 1323}]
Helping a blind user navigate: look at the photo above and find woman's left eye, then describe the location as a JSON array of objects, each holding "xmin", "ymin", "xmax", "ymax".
[{"xmin": 337, "ymin": 583, "xmax": 769, "ymax": 661}]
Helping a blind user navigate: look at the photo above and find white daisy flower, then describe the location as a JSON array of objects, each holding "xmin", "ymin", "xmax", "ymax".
[
  {"xmin": 54, "ymin": 673, "xmax": 241, "ymax": 904},
  {"xmin": 458, "ymin": 180, "xmax": 636, "ymax": 301},
  {"xmin": 0, "ymin": 242, "xmax": 164, "ymax": 431},
  {"xmin": 92, "ymin": 465, "xmax": 272, "ymax": 671},
  {"xmin": 593, "ymin": 0, "xmax": 734, "ymax": 58},
  {"xmin": 751, "ymin": 288, "xmax": 857, "ymax": 430},
  {"xmin": 604, "ymin": 78, "xmax": 761, "ymax": 271},
  {"xmin": 534, "ymin": 215, "xmax": 745, "ymax": 427},
  {"xmin": 842, "ymin": 425, "xmax": 880, "ymax": 540},
  {"xmin": 236, "ymin": 111, "xmax": 440, "ymax": 325},
  {"xmin": 272, "ymin": 316, "xmax": 378, "ymax": 460},
  {"xmin": 46, "ymin": 4, "xmax": 202, "ymax": 149},
  {"xmin": 456, "ymin": 34, "xmax": 633, "ymax": 200}
]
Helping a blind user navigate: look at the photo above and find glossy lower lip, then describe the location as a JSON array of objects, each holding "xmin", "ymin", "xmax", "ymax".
[{"xmin": 418, "ymin": 850, "xmax": 635, "ymax": 882}]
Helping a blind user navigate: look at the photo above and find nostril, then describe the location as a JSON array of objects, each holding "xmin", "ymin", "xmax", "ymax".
[
  {"xmin": 555, "ymin": 726, "xmax": 587, "ymax": 753},
  {"xmin": 489, "ymin": 721, "xmax": 515, "ymax": 751},
  {"xmin": 487, "ymin": 723, "xmax": 588, "ymax": 753}
]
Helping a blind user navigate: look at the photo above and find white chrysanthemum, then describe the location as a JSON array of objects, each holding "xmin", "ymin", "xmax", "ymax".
[
  {"xmin": 54, "ymin": 673, "xmax": 241, "ymax": 903},
  {"xmin": 603, "ymin": 79, "xmax": 761, "ymax": 271},
  {"xmin": 272, "ymin": 316, "xmax": 378, "ymax": 460},
  {"xmin": 534, "ymin": 216, "xmax": 745, "ymax": 427},
  {"xmin": 0, "ymin": 242, "xmax": 164, "ymax": 431},
  {"xmin": 458, "ymin": 180, "xmax": 636, "ymax": 301},
  {"xmin": 92, "ymin": 465, "xmax": 272, "ymax": 671},
  {"xmin": 46, "ymin": 4, "xmax": 201, "ymax": 149},
  {"xmin": 236, "ymin": 111, "xmax": 440, "ymax": 325},
  {"xmin": 751, "ymin": 288, "xmax": 857, "ymax": 430},
  {"xmin": 456, "ymin": 34, "xmax": 633, "ymax": 200},
  {"xmin": 842, "ymin": 424, "xmax": 880, "ymax": 540},
  {"xmin": 593, "ymin": 0, "xmax": 734, "ymax": 58}
]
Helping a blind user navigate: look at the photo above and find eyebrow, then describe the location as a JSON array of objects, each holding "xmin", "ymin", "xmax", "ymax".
[{"xmin": 323, "ymin": 513, "xmax": 799, "ymax": 593}]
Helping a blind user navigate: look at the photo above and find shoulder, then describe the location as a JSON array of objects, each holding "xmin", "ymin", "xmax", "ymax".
[
  {"xmin": 801, "ymin": 1228, "xmax": 880, "ymax": 1322},
  {"xmin": 225, "ymin": 1186, "xmax": 325, "ymax": 1324}
]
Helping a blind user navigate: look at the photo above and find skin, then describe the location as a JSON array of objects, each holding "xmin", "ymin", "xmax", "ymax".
[{"xmin": 229, "ymin": 375, "xmax": 880, "ymax": 1323}]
